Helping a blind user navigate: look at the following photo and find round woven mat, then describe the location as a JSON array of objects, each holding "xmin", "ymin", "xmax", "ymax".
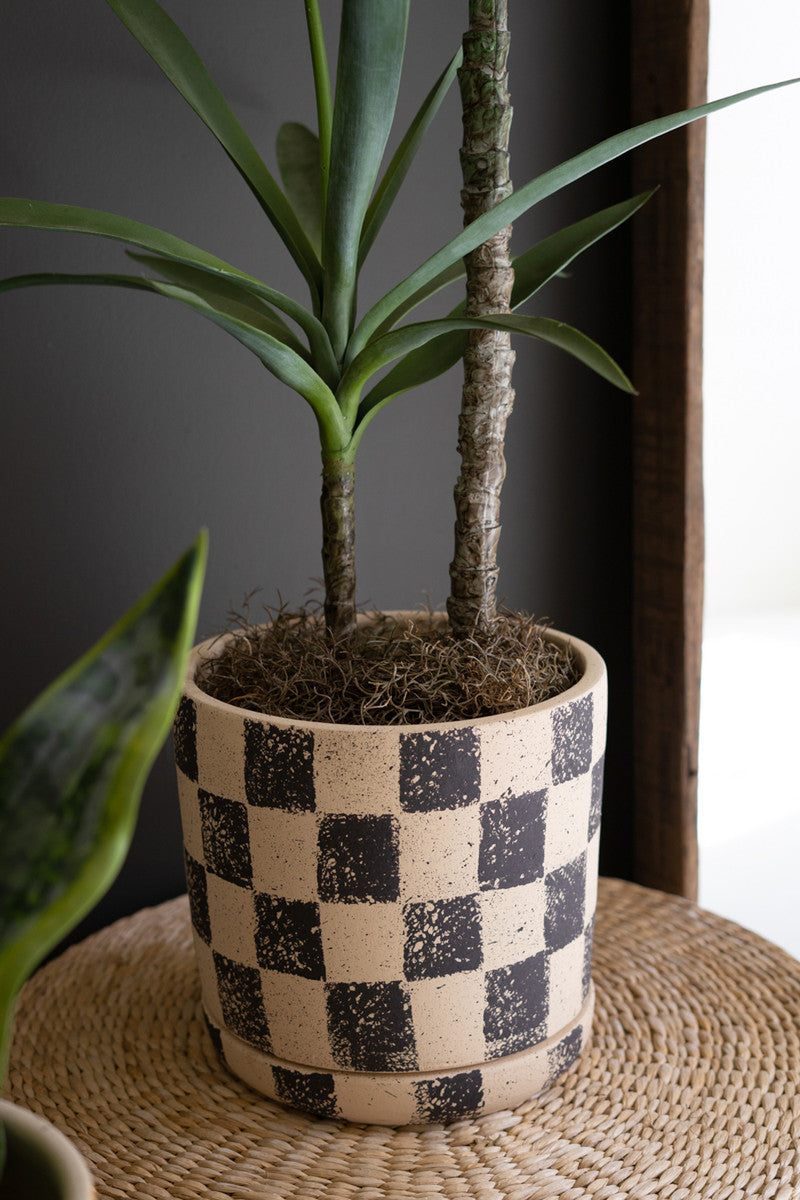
[{"xmin": 6, "ymin": 878, "xmax": 800, "ymax": 1199}]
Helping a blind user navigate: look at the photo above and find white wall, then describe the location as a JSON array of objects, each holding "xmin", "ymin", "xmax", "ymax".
[{"xmin": 700, "ymin": 0, "xmax": 800, "ymax": 955}]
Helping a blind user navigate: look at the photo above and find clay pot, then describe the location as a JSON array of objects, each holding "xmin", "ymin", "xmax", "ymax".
[
  {"xmin": 174, "ymin": 624, "xmax": 606, "ymax": 1125},
  {"xmin": 0, "ymin": 1101, "xmax": 94, "ymax": 1199}
]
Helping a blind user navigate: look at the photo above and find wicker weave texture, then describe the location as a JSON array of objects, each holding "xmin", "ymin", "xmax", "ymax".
[{"xmin": 6, "ymin": 878, "xmax": 800, "ymax": 1199}]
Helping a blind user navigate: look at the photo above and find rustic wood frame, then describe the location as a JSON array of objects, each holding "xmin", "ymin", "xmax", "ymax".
[{"xmin": 630, "ymin": 1, "xmax": 709, "ymax": 899}]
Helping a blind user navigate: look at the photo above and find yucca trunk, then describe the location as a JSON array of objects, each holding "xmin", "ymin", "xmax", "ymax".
[
  {"xmin": 447, "ymin": 0, "xmax": 515, "ymax": 636},
  {"xmin": 321, "ymin": 457, "xmax": 357, "ymax": 636}
]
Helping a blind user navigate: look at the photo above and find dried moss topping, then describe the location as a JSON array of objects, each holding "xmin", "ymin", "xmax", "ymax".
[{"xmin": 198, "ymin": 606, "xmax": 581, "ymax": 725}]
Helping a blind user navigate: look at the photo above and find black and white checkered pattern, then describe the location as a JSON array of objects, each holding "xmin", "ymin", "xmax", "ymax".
[{"xmin": 174, "ymin": 632, "xmax": 606, "ymax": 1124}]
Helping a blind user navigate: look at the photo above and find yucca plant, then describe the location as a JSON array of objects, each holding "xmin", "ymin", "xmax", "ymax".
[
  {"xmin": 0, "ymin": 0, "xmax": 793, "ymax": 643},
  {"xmin": 0, "ymin": 534, "xmax": 205, "ymax": 1178}
]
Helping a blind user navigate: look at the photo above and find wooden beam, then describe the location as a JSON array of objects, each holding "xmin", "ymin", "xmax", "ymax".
[{"xmin": 630, "ymin": 0, "xmax": 708, "ymax": 899}]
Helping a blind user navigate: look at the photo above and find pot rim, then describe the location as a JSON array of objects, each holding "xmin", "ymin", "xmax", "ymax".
[
  {"xmin": 0, "ymin": 1099, "xmax": 94, "ymax": 1199},
  {"xmin": 184, "ymin": 618, "xmax": 606, "ymax": 734}
]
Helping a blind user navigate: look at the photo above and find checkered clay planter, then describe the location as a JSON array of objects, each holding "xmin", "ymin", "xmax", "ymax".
[{"xmin": 173, "ymin": 626, "xmax": 606, "ymax": 1126}]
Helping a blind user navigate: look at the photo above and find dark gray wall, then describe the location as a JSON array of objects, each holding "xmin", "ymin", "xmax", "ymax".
[{"xmin": 1, "ymin": 1, "xmax": 633, "ymax": 943}]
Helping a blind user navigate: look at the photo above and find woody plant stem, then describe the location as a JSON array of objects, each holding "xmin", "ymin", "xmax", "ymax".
[{"xmin": 447, "ymin": 0, "xmax": 515, "ymax": 635}]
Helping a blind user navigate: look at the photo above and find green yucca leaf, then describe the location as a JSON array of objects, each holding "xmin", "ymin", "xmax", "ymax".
[
  {"xmin": 127, "ymin": 253, "xmax": 308, "ymax": 355},
  {"xmin": 0, "ymin": 269, "xmax": 312, "ymax": 364},
  {"xmin": 350, "ymin": 77, "xmax": 800, "ymax": 361},
  {"xmin": 0, "ymin": 268, "xmax": 345, "ymax": 446},
  {"xmin": 303, "ymin": 0, "xmax": 333, "ymax": 212},
  {"xmin": 276, "ymin": 123, "xmax": 324, "ymax": 257},
  {"xmin": 341, "ymin": 313, "xmax": 633, "ymax": 419},
  {"xmin": 323, "ymin": 0, "xmax": 410, "ymax": 359},
  {"xmin": 0, "ymin": 199, "xmax": 339, "ymax": 383},
  {"xmin": 146, "ymin": 283, "xmax": 347, "ymax": 451},
  {"xmin": 359, "ymin": 47, "xmax": 462, "ymax": 267},
  {"xmin": 0, "ymin": 533, "xmax": 206, "ymax": 1084},
  {"xmin": 511, "ymin": 191, "xmax": 655, "ymax": 308},
  {"xmin": 353, "ymin": 329, "xmax": 466, "ymax": 443},
  {"xmin": 356, "ymin": 192, "xmax": 657, "ymax": 419},
  {"xmin": 104, "ymin": 0, "xmax": 322, "ymax": 295},
  {"xmin": 350, "ymin": 312, "xmax": 633, "ymax": 447}
]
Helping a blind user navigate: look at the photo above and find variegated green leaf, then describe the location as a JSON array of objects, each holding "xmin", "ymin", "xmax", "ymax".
[{"xmin": 0, "ymin": 533, "xmax": 206, "ymax": 1084}]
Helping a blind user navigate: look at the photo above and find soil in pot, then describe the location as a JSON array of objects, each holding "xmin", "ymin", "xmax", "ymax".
[{"xmin": 197, "ymin": 607, "xmax": 582, "ymax": 725}]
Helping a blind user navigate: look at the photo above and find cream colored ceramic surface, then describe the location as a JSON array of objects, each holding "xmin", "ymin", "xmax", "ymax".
[
  {"xmin": 211, "ymin": 986, "xmax": 594, "ymax": 1126},
  {"xmin": 174, "ymin": 623, "xmax": 607, "ymax": 1124},
  {"xmin": 0, "ymin": 1100, "xmax": 95, "ymax": 1198}
]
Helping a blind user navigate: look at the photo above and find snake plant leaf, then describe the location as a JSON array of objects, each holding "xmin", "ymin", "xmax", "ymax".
[
  {"xmin": 276, "ymin": 123, "xmax": 324, "ymax": 258},
  {"xmin": 359, "ymin": 47, "xmax": 462, "ymax": 267},
  {"xmin": 511, "ymin": 191, "xmax": 655, "ymax": 309},
  {"xmin": 0, "ymin": 199, "xmax": 338, "ymax": 382},
  {"xmin": 323, "ymin": 0, "xmax": 410, "ymax": 359},
  {"xmin": 103, "ymin": 0, "xmax": 322, "ymax": 294},
  {"xmin": 0, "ymin": 533, "xmax": 206, "ymax": 1085},
  {"xmin": 350, "ymin": 76, "xmax": 800, "ymax": 360}
]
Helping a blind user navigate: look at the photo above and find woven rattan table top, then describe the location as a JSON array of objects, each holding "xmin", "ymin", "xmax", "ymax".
[{"xmin": 6, "ymin": 877, "xmax": 800, "ymax": 1199}]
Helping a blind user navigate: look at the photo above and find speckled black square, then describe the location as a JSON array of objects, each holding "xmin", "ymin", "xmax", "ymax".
[
  {"xmin": 213, "ymin": 951, "xmax": 272, "ymax": 1051},
  {"xmin": 582, "ymin": 915, "xmax": 595, "ymax": 999},
  {"xmin": 478, "ymin": 790, "xmax": 547, "ymax": 890},
  {"xmin": 184, "ymin": 849, "xmax": 211, "ymax": 944},
  {"xmin": 589, "ymin": 754, "xmax": 604, "ymax": 840},
  {"xmin": 199, "ymin": 790, "xmax": 252, "ymax": 887},
  {"xmin": 317, "ymin": 813, "xmax": 400, "ymax": 903},
  {"xmin": 545, "ymin": 852, "xmax": 587, "ymax": 952},
  {"xmin": 399, "ymin": 728, "xmax": 480, "ymax": 812},
  {"xmin": 271, "ymin": 1066, "xmax": 339, "ymax": 1119},
  {"xmin": 547, "ymin": 1023, "xmax": 583, "ymax": 1085},
  {"xmin": 173, "ymin": 695, "xmax": 197, "ymax": 782},
  {"xmin": 403, "ymin": 896, "xmax": 482, "ymax": 980},
  {"xmin": 413, "ymin": 1070, "xmax": 484, "ymax": 1123},
  {"xmin": 254, "ymin": 893, "xmax": 325, "ymax": 979},
  {"xmin": 326, "ymin": 981, "xmax": 417, "ymax": 1071},
  {"xmin": 244, "ymin": 719, "xmax": 315, "ymax": 811},
  {"xmin": 484, "ymin": 952, "xmax": 549, "ymax": 1055},
  {"xmin": 552, "ymin": 695, "xmax": 593, "ymax": 784}
]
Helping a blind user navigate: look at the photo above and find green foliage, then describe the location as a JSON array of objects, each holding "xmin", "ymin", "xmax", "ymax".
[
  {"xmin": 0, "ymin": 2, "xmax": 797, "ymax": 625},
  {"xmin": 0, "ymin": 534, "xmax": 206, "ymax": 1087},
  {"xmin": 2, "ymin": 4, "xmax": 795, "ymax": 467}
]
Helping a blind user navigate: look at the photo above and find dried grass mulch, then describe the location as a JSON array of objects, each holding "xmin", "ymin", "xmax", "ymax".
[{"xmin": 197, "ymin": 604, "xmax": 582, "ymax": 726}]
